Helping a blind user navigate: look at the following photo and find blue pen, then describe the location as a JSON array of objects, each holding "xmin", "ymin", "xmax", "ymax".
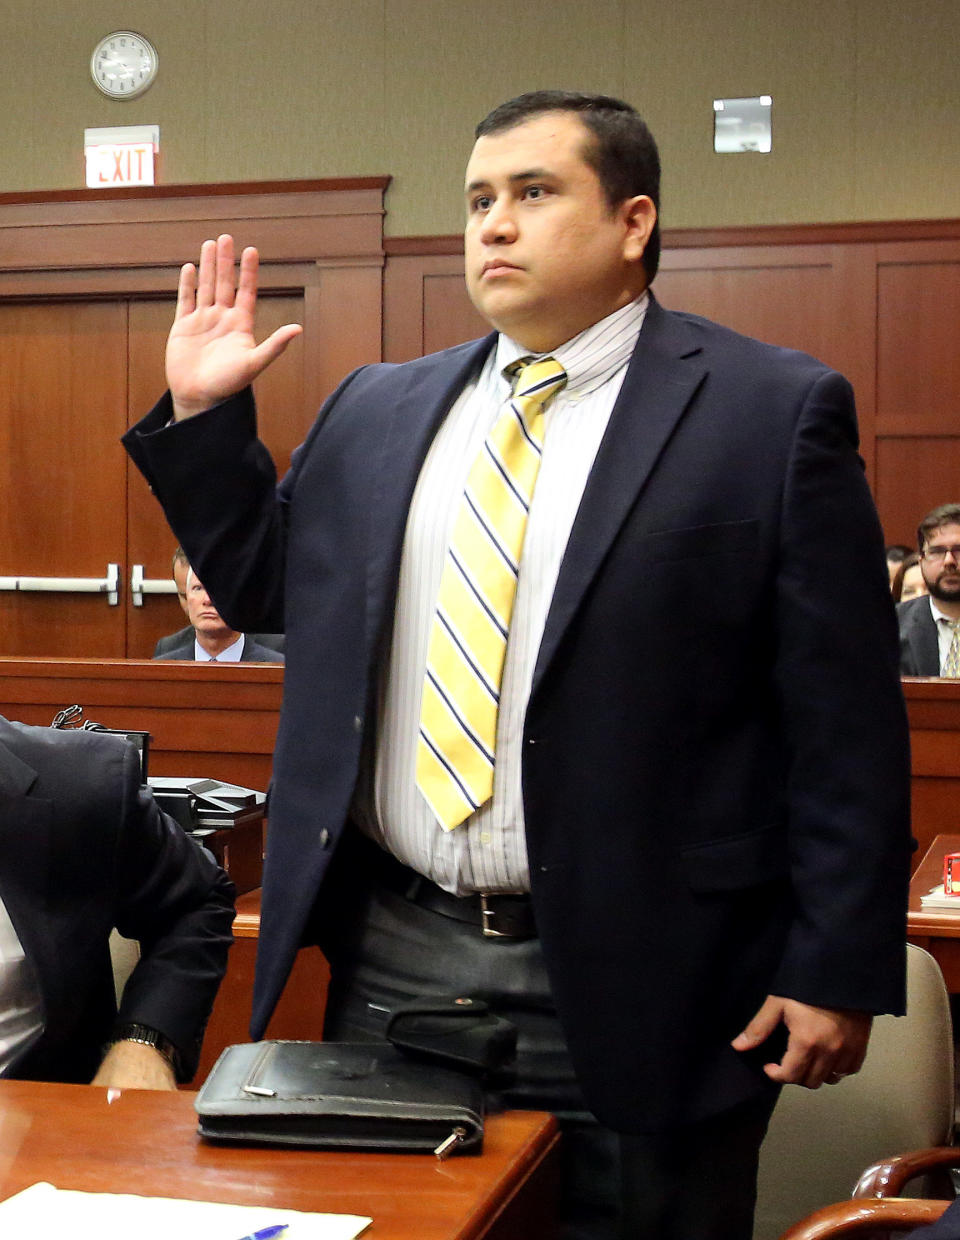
[{"xmin": 232, "ymin": 1227, "xmax": 289, "ymax": 1240}]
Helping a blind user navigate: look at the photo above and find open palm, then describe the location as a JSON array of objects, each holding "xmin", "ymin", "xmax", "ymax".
[{"xmin": 166, "ymin": 234, "xmax": 302, "ymax": 419}]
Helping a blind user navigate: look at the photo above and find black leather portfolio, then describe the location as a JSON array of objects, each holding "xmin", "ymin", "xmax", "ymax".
[{"xmin": 195, "ymin": 1040, "xmax": 484, "ymax": 1158}]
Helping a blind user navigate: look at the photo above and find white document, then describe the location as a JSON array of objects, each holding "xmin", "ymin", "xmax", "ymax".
[
  {"xmin": 919, "ymin": 886, "xmax": 960, "ymax": 910},
  {"xmin": 0, "ymin": 1182, "xmax": 371, "ymax": 1240}
]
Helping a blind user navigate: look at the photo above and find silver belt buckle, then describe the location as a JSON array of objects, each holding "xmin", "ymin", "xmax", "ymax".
[{"xmin": 480, "ymin": 894, "xmax": 510, "ymax": 938}]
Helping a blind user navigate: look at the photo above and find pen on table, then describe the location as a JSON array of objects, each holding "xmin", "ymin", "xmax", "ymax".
[{"xmin": 231, "ymin": 1226, "xmax": 289, "ymax": 1240}]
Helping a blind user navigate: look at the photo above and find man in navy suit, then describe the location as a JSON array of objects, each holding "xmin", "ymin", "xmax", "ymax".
[{"xmin": 124, "ymin": 91, "xmax": 910, "ymax": 1239}]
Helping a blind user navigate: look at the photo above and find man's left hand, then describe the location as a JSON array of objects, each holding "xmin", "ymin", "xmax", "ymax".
[
  {"xmin": 731, "ymin": 994, "xmax": 873, "ymax": 1088},
  {"xmin": 91, "ymin": 1040, "xmax": 178, "ymax": 1091}
]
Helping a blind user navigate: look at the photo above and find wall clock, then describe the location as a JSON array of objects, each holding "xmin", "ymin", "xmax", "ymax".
[{"xmin": 91, "ymin": 31, "xmax": 158, "ymax": 100}]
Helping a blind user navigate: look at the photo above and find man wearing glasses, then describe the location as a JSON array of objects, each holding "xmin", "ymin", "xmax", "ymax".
[{"xmin": 898, "ymin": 503, "xmax": 960, "ymax": 676}]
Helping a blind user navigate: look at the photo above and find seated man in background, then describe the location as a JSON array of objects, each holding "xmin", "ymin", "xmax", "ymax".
[
  {"xmin": 154, "ymin": 547, "xmax": 284, "ymax": 658},
  {"xmin": 0, "ymin": 713, "xmax": 234, "ymax": 1088},
  {"xmin": 154, "ymin": 562, "xmax": 284, "ymax": 663},
  {"xmin": 899, "ymin": 503, "xmax": 960, "ymax": 676}
]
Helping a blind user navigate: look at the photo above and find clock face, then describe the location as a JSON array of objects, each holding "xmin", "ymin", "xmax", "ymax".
[{"xmin": 91, "ymin": 31, "xmax": 158, "ymax": 99}]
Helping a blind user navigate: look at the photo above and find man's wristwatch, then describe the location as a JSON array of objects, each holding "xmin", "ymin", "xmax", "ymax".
[{"xmin": 110, "ymin": 1023, "xmax": 182, "ymax": 1076}]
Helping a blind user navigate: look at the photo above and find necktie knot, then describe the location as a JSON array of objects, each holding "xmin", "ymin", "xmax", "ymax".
[{"xmin": 507, "ymin": 357, "xmax": 568, "ymax": 418}]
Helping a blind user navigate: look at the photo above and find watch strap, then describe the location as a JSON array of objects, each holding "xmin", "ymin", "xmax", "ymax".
[{"xmin": 110, "ymin": 1022, "xmax": 182, "ymax": 1076}]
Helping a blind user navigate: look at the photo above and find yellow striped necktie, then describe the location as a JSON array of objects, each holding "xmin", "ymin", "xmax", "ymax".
[
  {"xmin": 944, "ymin": 620, "xmax": 960, "ymax": 677},
  {"xmin": 416, "ymin": 356, "xmax": 568, "ymax": 830}
]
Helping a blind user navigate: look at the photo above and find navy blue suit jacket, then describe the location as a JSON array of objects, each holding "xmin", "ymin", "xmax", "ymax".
[{"xmin": 124, "ymin": 296, "xmax": 911, "ymax": 1131}]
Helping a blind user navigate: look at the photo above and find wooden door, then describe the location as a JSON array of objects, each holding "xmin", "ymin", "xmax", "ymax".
[
  {"xmin": 0, "ymin": 301, "xmax": 129, "ymax": 657},
  {"xmin": 0, "ymin": 291, "xmax": 312, "ymax": 660},
  {"xmin": 0, "ymin": 184, "xmax": 384, "ymax": 660}
]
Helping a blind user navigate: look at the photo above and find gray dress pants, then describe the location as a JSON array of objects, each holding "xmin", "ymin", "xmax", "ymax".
[{"xmin": 314, "ymin": 837, "xmax": 775, "ymax": 1240}]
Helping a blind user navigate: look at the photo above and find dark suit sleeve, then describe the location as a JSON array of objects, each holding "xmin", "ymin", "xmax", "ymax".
[
  {"xmin": 122, "ymin": 372, "xmax": 363, "ymax": 634},
  {"xmin": 122, "ymin": 389, "xmax": 286, "ymax": 633},
  {"xmin": 770, "ymin": 370, "xmax": 911, "ymax": 1013},
  {"xmin": 110, "ymin": 743, "xmax": 235, "ymax": 1081}
]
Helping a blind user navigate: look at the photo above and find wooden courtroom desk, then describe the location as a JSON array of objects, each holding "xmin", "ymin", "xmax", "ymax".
[
  {"xmin": 0, "ymin": 657, "xmax": 283, "ymax": 792},
  {"xmin": 908, "ymin": 832, "xmax": 960, "ymax": 992},
  {"xmin": 0, "ymin": 1082, "xmax": 558, "ymax": 1239},
  {"xmin": 902, "ymin": 678, "xmax": 960, "ymax": 867}
]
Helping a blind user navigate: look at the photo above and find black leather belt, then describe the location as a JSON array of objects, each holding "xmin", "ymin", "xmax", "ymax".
[{"xmin": 366, "ymin": 840, "xmax": 536, "ymax": 940}]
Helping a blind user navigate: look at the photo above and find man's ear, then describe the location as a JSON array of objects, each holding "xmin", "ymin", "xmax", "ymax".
[{"xmin": 621, "ymin": 195, "xmax": 657, "ymax": 265}]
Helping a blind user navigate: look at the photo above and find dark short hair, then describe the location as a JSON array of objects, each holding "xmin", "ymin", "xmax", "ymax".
[
  {"xmin": 475, "ymin": 90, "xmax": 662, "ymax": 281},
  {"xmin": 885, "ymin": 544, "xmax": 912, "ymax": 564},
  {"xmin": 917, "ymin": 504, "xmax": 960, "ymax": 551},
  {"xmin": 891, "ymin": 551, "xmax": 921, "ymax": 602}
]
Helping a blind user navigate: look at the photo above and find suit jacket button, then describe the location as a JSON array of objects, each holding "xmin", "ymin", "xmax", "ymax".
[
  {"xmin": 319, "ymin": 828, "xmax": 331, "ymax": 849},
  {"xmin": 353, "ymin": 715, "xmax": 363, "ymax": 733}
]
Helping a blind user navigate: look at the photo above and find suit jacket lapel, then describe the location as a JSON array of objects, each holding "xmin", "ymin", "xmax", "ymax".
[
  {"xmin": 533, "ymin": 301, "xmax": 707, "ymax": 694},
  {"xmin": 911, "ymin": 601, "xmax": 940, "ymax": 675},
  {"xmin": 364, "ymin": 335, "xmax": 497, "ymax": 658}
]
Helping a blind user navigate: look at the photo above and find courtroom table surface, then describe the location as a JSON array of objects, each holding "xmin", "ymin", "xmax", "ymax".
[
  {"xmin": 0, "ymin": 1081, "xmax": 559, "ymax": 1240},
  {"xmin": 908, "ymin": 832, "xmax": 960, "ymax": 993}
]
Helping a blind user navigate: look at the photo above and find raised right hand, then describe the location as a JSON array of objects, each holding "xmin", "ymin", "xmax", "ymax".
[{"xmin": 166, "ymin": 233, "xmax": 303, "ymax": 420}]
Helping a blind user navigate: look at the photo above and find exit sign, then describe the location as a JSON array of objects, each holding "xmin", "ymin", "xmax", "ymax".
[{"xmin": 84, "ymin": 125, "xmax": 159, "ymax": 187}]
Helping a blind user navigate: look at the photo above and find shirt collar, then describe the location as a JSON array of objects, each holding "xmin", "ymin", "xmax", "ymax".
[
  {"xmin": 930, "ymin": 597, "xmax": 960, "ymax": 626},
  {"xmin": 496, "ymin": 292, "xmax": 649, "ymax": 399},
  {"xmin": 194, "ymin": 633, "xmax": 245, "ymax": 662}
]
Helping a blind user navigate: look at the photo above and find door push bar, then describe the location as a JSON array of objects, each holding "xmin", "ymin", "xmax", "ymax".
[
  {"xmin": 0, "ymin": 563, "xmax": 120, "ymax": 606},
  {"xmin": 130, "ymin": 563, "xmax": 178, "ymax": 608}
]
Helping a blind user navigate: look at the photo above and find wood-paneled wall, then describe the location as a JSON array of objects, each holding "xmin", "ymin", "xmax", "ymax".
[
  {"xmin": 0, "ymin": 180, "xmax": 386, "ymax": 660},
  {"xmin": 384, "ymin": 220, "xmax": 960, "ymax": 546}
]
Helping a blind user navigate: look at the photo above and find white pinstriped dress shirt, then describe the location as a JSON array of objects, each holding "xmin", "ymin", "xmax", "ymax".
[{"xmin": 353, "ymin": 293, "xmax": 648, "ymax": 894}]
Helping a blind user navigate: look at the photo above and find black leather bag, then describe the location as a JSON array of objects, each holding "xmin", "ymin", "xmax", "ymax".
[{"xmin": 195, "ymin": 1040, "xmax": 484, "ymax": 1158}]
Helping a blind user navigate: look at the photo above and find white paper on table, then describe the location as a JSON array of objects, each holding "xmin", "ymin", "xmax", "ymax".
[
  {"xmin": 0, "ymin": 1181, "xmax": 372, "ymax": 1239},
  {"xmin": 919, "ymin": 886, "xmax": 960, "ymax": 910}
]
